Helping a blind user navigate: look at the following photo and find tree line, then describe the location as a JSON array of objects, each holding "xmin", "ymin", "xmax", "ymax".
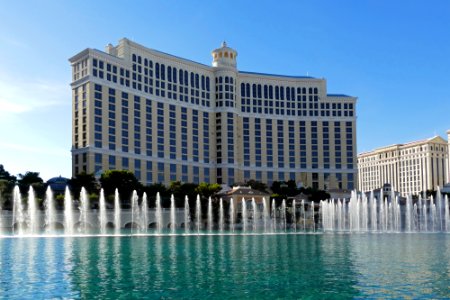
[{"xmin": 0, "ymin": 164, "xmax": 333, "ymax": 210}]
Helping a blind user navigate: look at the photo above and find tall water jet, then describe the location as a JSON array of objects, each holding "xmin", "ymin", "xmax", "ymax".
[
  {"xmin": 12, "ymin": 186, "xmax": 25, "ymax": 235},
  {"xmin": 141, "ymin": 193, "xmax": 148, "ymax": 233},
  {"xmin": 423, "ymin": 202, "xmax": 428, "ymax": 232},
  {"xmin": 361, "ymin": 194, "xmax": 368, "ymax": 231},
  {"xmin": 370, "ymin": 192, "xmax": 377, "ymax": 231},
  {"xmin": 301, "ymin": 200, "xmax": 306, "ymax": 231},
  {"xmin": 431, "ymin": 196, "xmax": 437, "ymax": 232},
  {"xmin": 155, "ymin": 192, "xmax": 163, "ymax": 233},
  {"xmin": 114, "ymin": 189, "xmax": 121, "ymax": 234},
  {"xmin": 207, "ymin": 197, "xmax": 213, "ymax": 232},
  {"xmin": 405, "ymin": 194, "xmax": 413, "ymax": 232},
  {"xmin": 0, "ymin": 195, "xmax": 2, "ymax": 231},
  {"xmin": 445, "ymin": 195, "xmax": 449, "ymax": 232},
  {"xmin": 219, "ymin": 198, "xmax": 224, "ymax": 232},
  {"xmin": 262, "ymin": 197, "xmax": 269, "ymax": 233},
  {"xmin": 271, "ymin": 199, "xmax": 277, "ymax": 232},
  {"xmin": 436, "ymin": 187, "xmax": 443, "ymax": 231},
  {"xmin": 99, "ymin": 189, "xmax": 107, "ymax": 234},
  {"xmin": 131, "ymin": 190, "xmax": 140, "ymax": 233},
  {"xmin": 418, "ymin": 195, "xmax": 423, "ymax": 231},
  {"xmin": 79, "ymin": 187, "xmax": 89, "ymax": 234},
  {"xmin": 311, "ymin": 201, "xmax": 315, "ymax": 232},
  {"xmin": 64, "ymin": 187, "xmax": 74, "ymax": 235},
  {"xmin": 44, "ymin": 186, "xmax": 56, "ymax": 233},
  {"xmin": 229, "ymin": 200, "xmax": 235, "ymax": 232},
  {"xmin": 184, "ymin": 196, "xmax": 190, "ymax": 233},
  {"xmin": 321, "ymin": 200, "xmax": 331, "ymax": 231},
  {"xmin": 241, "ymin": 198, "xmax": 247, "ymax": 232},
  {"xmin": 252, "ymin": 198, "xmax": 259, "ymax": 231},
  {"xmin": 27, "ymin": 186, "xmax": 38, "ymax": 235},
  {"xmin": 170, "ymin": 194, "xmax": 176, "ymax": 233},
  {"xmin": 195, "ymin": 195, "xmax": 201, "ymax": 233},
  {"xmin": 337, "ymin": 199, "xmax": 343, "ymax": 231},
  {"xmin": 281, "ymin": 199, "xmax": 287, "ymax": 232},
  {"xmin": 292, "ymin": 200, "xmax": 297, "ymax": 232}
]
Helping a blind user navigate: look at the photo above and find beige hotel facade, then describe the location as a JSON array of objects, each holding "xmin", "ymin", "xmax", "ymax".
[
  {"xmin": 69, "ymin": 38, "xmax": 357, "ymax": 189},
  {"xmin": 358, "ymin": 134, "xmax": 450, "ymax": 196}
]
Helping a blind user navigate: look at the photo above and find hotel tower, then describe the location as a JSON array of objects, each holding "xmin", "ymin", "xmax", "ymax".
[{"xmin": 70, "ymin": 38, "xmax": 357, "ymax": 189}]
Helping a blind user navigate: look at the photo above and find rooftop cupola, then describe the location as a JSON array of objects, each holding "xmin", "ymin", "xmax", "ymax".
[{"xmin": 211, "ymin": 41, "xmax": 237, "ymax": 69}]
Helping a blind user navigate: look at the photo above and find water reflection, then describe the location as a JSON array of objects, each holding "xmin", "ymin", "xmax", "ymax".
[
  {"xmin": 348, "ymin": 233, "xmax": 450, "ymax": 298},
  {"xmin": 0, "ymin": 234, "xmax": 449, "ymax": 298}
]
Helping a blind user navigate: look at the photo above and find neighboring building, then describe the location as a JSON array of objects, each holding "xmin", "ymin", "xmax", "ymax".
[
  {"xmin": 217, "ymin": 186, "xmax": 270, "ymax": 214},
  {"xmin": 448, "ymin": 130, "xmax": 450, "ymax": 183},
  {"xmin": 358, "ymin": 135, "xmax": 448, "ymax": 196},
  {"xmin": 69, "ymin": 38, "xmax": 357, "ymax": 188},
  {"xmin": 363, "ymin": 183, "xmax": 401, "ymax": 201},
  {"xmin": 46, "ymin": 176, "xmax": 70, "ymax": 195}
]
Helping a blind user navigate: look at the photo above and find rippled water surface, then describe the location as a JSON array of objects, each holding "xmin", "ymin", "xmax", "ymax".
[{"xmin": 0, "ymin": 233, "xmax": 449, "ymax": 299}]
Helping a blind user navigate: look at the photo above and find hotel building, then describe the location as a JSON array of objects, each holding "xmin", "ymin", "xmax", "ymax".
[
  {"xmin": 69, "ymin": 38, "xmax": 357, "ymax": 189},
  {"xmin": 358, "ymin": 135, "xmax": 449, "ymax": 196}
]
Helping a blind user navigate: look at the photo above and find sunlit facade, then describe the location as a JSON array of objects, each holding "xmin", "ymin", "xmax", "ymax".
[
  {"xmin": 358, "ymin": 136, "xmax": 449, "ymax": 196},
  {"xmin": 70, "ymin": 38, "xmax": 357, "ymax": 189}
]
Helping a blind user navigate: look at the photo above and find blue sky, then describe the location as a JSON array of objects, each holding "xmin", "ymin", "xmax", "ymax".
[{"xmin": 0, "ymin": 0, "xmax": 449, "ymax": 180}]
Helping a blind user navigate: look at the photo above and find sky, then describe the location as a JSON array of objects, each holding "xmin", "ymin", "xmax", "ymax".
[{"xmin": 0, "ymin": 0, "xmax": 449, "ymax": 181}]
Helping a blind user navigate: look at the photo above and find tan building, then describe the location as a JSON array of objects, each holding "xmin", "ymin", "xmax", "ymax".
[
  {"xmin": 69, "ymin": 38, "xmax": 357, "ymax": 189},
  {"xmin": 358, "ymin": 135, "xmax": 449, "ymax": 196}
]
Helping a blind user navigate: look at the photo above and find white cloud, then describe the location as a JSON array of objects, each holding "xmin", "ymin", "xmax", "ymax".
[
  {"xmin": 0, "ymin": 72, "xmax": 70, "ymax": 117},
  {"xmin": 0, "ymin": 36, "xmax": 28, "ymax": 49},
  {"xmin": 0, "ymin": 142, "xmax": 70, "ymax": 158}
]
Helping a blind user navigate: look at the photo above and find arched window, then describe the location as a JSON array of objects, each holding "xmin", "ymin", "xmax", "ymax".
[
  {"xmin": 206, "ymin": 77, "xmax": 210, "ymax": 91},
  {"xmin": 161, "ymin": 64, "xmax": 165, "ymax": 80},
  {"xmin": 179, "ymin": 69, "xmax": 183, "ymax": 85},
  {"xmin": 230, "ymin": 53, "xmax": 233, "ymax": 59},
  {"xmin": 245, "ymin": 83, "xmax": 250, "ymax": 97},
  {"xmin": 219, "ymin": 52, "xmax": 223, "ymax": 58},
  {"xmin": 241, "ymin": 83, "xmax": 245, "ymax": 97},
  {"xmin": 224, "ymin": 52, "xmax": 229, "ymax": 58},
  {"xmin": 173, "ymin": 67, "xmax": 177, "ymax": 83}
]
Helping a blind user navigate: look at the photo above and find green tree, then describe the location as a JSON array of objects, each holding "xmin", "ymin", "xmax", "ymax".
[
  {"xmin": 17, "ymin": 171, "xmax": 46, "ymax": 201},
  {"xmin": 270, "ymin": 180, "xmax": 299, "ymax": 201},
  {"xmin": 99, "ymin": 170, "xmax": 143, "ymax": 204},
  {"xmin": 245, "ymin": 179, "xmax": 268, "ymax": 193},
  {"xmin": 0, "ymin": 164, "xmax": 17, "ymax": 209},
  {"xmin": 195, "ymin": 182, "xmax": 221, "ymax": 200},
  {"xmin": 170, "ymin": 181, "xmax": 198, "ymax": 208},
  {"xmin": 144, "ymin": 183, "xmax": 169, "ymax": 208},
  {"xmin": 69, "ymin": 172, "xmax": 99, "ymax": 198}
]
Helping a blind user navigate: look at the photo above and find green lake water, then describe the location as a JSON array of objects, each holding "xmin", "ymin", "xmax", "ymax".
[{"xmin": 1, "ymin": 233, "xmax": 449, "ymax": 299}]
